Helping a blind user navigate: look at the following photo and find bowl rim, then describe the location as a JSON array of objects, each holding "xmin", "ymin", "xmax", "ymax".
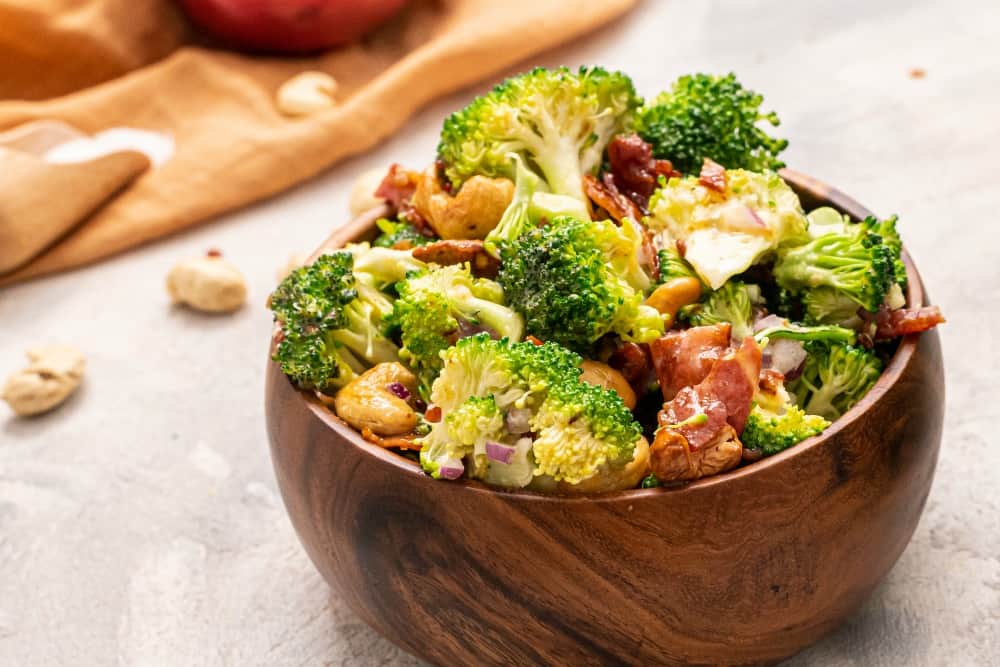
[{"xmin": 270, "ymin": 168, "xmax": 926, "ymax": 501}]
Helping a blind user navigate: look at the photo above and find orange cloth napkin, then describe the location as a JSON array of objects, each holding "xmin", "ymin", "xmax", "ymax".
[{"xmin": 0, "ymin": 0, "xmax": 636, "ymax": 286}]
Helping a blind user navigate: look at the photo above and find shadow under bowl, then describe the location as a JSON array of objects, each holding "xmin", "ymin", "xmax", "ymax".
[{"xmin": 265, "ymin": 170, "xmax": 945, "ymax": 666}]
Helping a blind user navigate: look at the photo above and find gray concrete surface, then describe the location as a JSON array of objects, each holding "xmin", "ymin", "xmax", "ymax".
[{"xmin": 2, "ymin": 0, "xmax": 998, "ymax": 664}]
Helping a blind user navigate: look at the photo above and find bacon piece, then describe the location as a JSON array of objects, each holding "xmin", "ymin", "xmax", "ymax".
[
  {"xmin": 374, "ymin": 164, "xmax": 428, "ymax": 228},
  {"xmin": 758, "ymin": 368, "xmax": 786, "ymax": 396},
  {"xmin": 584, "ymin": 174, "xmax": 642, "ymax": 223},
  {"xmin": 361, "ymin": 427, "xmax": 422, "ymax": 451},
  {"xmin": 606, "ymin": 133, "xmax": 680, "ymax": 211},
  {"xmin": 649, "ymin": 338, "xmax": 761, "ymax": 482},
  {"xmin": 659, "ymin": 386, "xmax": 729, "ymax": 449},
  {"xmin": 608, "ymin": 341, "xmax": 653, "ymax": 393},
  {"xmin": 649, "ymin": 324, "xmax": 732, "ymax": 400},
  {"xmin": 874, "ymin": 305, "xmax": 945, "ymax": 340},
  {"xmin": 700, "ymin": 336, "xmax": 762, "ymax": 433},
  {"xmin": 411, "ymin": 239, "xmax": 500, "ymax": 278},
  {"xmin": 581, "ymin": 174, "xmax": 658, "ymax": 279},
  {"xmin": 698, "ymin": 158, "xmax": 727, "ymax": 193}
]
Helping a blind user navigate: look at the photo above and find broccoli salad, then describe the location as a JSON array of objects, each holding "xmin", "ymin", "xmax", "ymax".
[{"xmin": 269, "ymin": 67, "xmax": 945, "ymax": 494}]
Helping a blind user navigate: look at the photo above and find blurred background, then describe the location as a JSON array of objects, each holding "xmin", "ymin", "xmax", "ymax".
[{"xmin": 1, "ymin": 0, "xmax": 997, "ymax": 665}]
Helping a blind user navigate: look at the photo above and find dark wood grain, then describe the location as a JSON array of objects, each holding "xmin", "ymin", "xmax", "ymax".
[{"xmin": 265, "ymin": 172, "xmax": 945, "ymax": 667}]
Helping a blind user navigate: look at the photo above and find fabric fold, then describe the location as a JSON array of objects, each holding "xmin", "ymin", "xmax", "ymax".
[{"xmin": 0, "ymin": 0, "xmax": 636, "ymax": 286}]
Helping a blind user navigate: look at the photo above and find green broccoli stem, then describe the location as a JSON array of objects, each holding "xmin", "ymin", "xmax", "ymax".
[
  {"xmin": 351, "ymin": 247, "xmax": 425, "ymax": 285},
  {"xmin": 484, "ymin": 154, "xmax": 540, "ymax": 257},
  {"xmin": 333, "ymin": 301, "xmax": 399, "ymax": 363},
  {"xmin": 754, "ymin": 324, "xmax": 856, "ymax": 346},
  {"xmin": 535, "ymin": 137, "xmax": 589, "ymax": 204},
  {"xmin": 328, "ymin": 327, "xmax": 399, "ymax": 367},
  {"xmin": 456, "ymin": 295, "xmax": 524, "ymax": 341}
]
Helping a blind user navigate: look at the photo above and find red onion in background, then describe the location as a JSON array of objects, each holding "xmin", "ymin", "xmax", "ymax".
[{"xmin": 177, "ymin": 0, "xmax": 409, "ymax": 53}]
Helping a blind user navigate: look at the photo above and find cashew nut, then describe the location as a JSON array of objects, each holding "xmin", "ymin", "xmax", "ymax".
[
  {"xmin": 349, "ymin": 167, "xmax": 390, "ymax": 217},
  {"xmin": 580, "ymin": 360, "xmax": 637, "ymax": 410},
  {"xmin": 276, "ymin": 71, "xmax": 338, "ymax": 117},
  {"xmin": 333, "ymin": 362, "xmax": 419, "ymax": 436},
  {"xmin": 411, "ymin": 166, "xmax": 513, "ymax": 240},
  {"xmin": 2, "ymin": 344, "xmax": 85, "ymax": 416},
  {"xmin": 646, "ymin": 277, "xmax": 704, "ymax": 327},
  {"xmin": 166, "ymin": 253, "xmax": 247, "ymax": 313},
  {"xmin": 554, "ymin": 436, "xmax": 651, "ymax": 495}
]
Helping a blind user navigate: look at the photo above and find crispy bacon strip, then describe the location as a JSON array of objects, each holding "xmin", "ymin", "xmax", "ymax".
[
  {"xmin": 411, "ymin": 239, "xmax": 500, "ymax": 278},
  {"xmin": 361, "ymin": 427, "xmax": 422, "ymax": 451},
  {"xmin": 698, "ymin": 158, "xmax": 727, "ymax": 193},
  {"xmin": 649, "ymin": 324, "xmax": 732, "ymax": 400},
  {"xmin": 659, "ymin": 387, "xmax": 729, "ymax": 449},
  {"xmin": 606, "ymin": 133, "xmax": 679, "ymax": 211},
  {"xmin": 563, "ymin": 175, "xmax": 661, "ymax": 280},
  {"xmin": 875, "ymin": 305, "xmax": 946, "ymax": 340},
  {"xmin": 700, "ymin": 336, "xmax": 762, "ymax": 433},
  {"xmin": 584, "ymin": 174, "xmax": 642, "ymax": 223},
  {"xmin": 648, "ymin": 337, "xmax": 761, "ymax": 482},
  {"xmin": 374, "ymin": 164, "xmax": 428, "ymax": 229},
  {"xmin": 608, "ymin": 341, "xmax": 653, "ymax": 394},
  {"xmin": 758, "ymin": 368, "xmax": 786, "ymax": 396}
]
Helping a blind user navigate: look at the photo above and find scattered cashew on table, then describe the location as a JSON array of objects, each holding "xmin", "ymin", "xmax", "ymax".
[
  {"xmin": 2, "ymin": 344, "xmax": 86, "ymax": 416},
  {"xmin": 166, "ymin": 251, "xmax": 248, "ymax": 313}
]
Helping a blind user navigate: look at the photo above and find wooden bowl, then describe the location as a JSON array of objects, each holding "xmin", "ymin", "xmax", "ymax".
[{"xmin": 265, "ymin": 170, "xmax": 944, "ymax": 667}]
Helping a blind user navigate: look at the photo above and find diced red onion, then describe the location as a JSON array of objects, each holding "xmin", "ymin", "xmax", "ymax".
[
  {"xmin": 754, "ymin": 314, "xmax": 786, "ymax": 332},
  {"xmin": 504, "ymin": 408, "xmax": 532, "ymax": 434},
  {"xmin": 438, "ymin": 459, "xmax": 464, "ymax": 480},
  {"xmin": 746, "ymin": 205, "xmax": 766, "ymax": 227},
  {"xmin": 784, "ymin": 359, "xmax": 806, "ymax": 381},
  {"xmin": 765, "ymin": 338, "xmax": 808, "ymax": 375},
  {"xmin": 721, "ymin": 203, "xmax": 768, "ymax": 232},
  {"xmin": 386, "ymin": 382, "xmax": 411, "ymax": 400},
  {"xmin": 485, "ymin": 441, "xmax": 516, "ymax": 464}
]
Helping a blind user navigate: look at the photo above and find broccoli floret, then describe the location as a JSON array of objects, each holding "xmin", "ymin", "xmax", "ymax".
[
  {"xmin": 437, "ymin": 66, "xmax": 640, "ymax": 207},
  {"xmin": 635, "ymin": 72, "xmax": 787, "ymax": 174},
  {"xmin": 656, "ymin": 246, "xmax": 702, "ymax": 285},
  {"xmin": 789, "ymin": 343, "xmax": 883, "ymax": 420},
  {"xmin": 418, "ymin": 334, "xmax": 640, "ymax": 487},
  {"xmin": 682, "ymin": 280, "xmax": 760, "ymax": 340},
  {"xmin": 742, "ymin": 372, "xmax": 830, "ymax": 455},
  {"xmin": 646, "ymin": 169, "xmax": 809, "ymax": 289},
  {"xmin": 388, "ymin": 264, "xmax": 524, "ymax": 392},
  {"xmin": 530, "ymin": 379, "xmax": 641, "ymax": 485},
  {"xmin": 640, "ymin": 474, "xmax": 661, "ymax": 488},
  {"xmin": 345, "ymin": 244, "xmax": 426, "ymax": 286},
  {"xmin": 871, "ymin": 214, "xmax": 907, "ymax": 288},
  {"xmin": 773, "ymin": 218, "xmax": 895, "ymax": 312},
  {"xmin": 498, "ymin": 215, "xmax": 662, "ymax": 353},
  {"xmin": 742, "ymin": 405, "xmax": 830, "ymax": 456},
  {"xmin": 795, "ymin": 211, "xmax": 906, "ymax": 318},
  {"xmin": 269, "ymin": 251, "xmax": 403, "ymax": 394},
  {"xmin": 372, "ymin": 218, "xmax": 433, "ymax": 248},
  {"xmin": 422, "ymin": 394, "xmax": 505, "ymax": 481},
  {"xmin": 801, "ymin": 287, "xmax": 863, "ymax": 327},
  {"xmin": 447, "ymin": 395, "xmax": 505, "ymax": 446}
]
